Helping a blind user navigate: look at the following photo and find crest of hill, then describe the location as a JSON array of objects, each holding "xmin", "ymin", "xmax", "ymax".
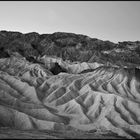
[{"xmin": 0, "ymin": 30, "xmax": 140, "ymax": 68}]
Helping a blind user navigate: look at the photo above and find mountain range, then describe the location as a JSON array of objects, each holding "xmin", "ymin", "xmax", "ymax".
[
  {"xmin": 0, "ymin": 30, "xmax": 140, "ymax": 139},
  {"xmin": 0, "ymin": 30, "xmax": 140, "ymax": 68}
]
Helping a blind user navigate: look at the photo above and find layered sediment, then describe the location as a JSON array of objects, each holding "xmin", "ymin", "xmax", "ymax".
[{"xmin": 0, "ymin": 55, "xmax": 140, "ymax": 138}]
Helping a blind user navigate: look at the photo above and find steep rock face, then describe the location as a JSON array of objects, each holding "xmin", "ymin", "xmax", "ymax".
[{"xmin": 0, "ymin": 30, "xmax": 140, "ymax": 67}]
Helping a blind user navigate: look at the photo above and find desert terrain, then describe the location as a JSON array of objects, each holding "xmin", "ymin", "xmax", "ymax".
[{"xmin": 0, "ymin": 31, "xmax": 140, "ymax": 139}]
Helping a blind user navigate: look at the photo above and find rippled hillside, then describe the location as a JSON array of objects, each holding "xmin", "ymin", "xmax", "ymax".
[{"xmin": 0, "ymin": 31, "xmax": 140, "ymax": 139}]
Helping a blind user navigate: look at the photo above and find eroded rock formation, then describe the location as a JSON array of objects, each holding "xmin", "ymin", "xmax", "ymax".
[
  {"xmin": 0, "ymin": 55, "xmax": 139, "ymax": 138},
  {"xmin": 0, "ymin": 31, "xmax": 140, "ymax": 138},
  {"xmin": 0, "ymin": 30, "xmax": 140, "ymax": 67}
]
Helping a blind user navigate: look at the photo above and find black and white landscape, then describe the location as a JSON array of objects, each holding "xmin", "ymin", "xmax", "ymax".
[
  {"xmin": 0, "ymin": 1, "xmax": 140, "ymax": 139},
  {"xmin": 0, "ymin": 30, "xmax": 139, "ymax": 139}
]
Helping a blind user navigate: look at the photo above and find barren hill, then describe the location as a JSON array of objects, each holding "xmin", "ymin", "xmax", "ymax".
[
  {"xmin": 0, "ymin": 31, "xmax": 140, "ymax": 139},
  {"xmin": 0, "ymin": 30, "xmax": 140, "ymax": 67}
]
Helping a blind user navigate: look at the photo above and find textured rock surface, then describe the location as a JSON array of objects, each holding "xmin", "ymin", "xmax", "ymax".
[
  {"xmin": 0, "ymin": 30, "xmax": 140, "ymax": 139},
  {"xmin": 0, "ymin": 30, "xmax": 140, "ymax": 67},
  {"xmin": 0, "ymin": 56, "xmax": 140, "ymax": 138}
]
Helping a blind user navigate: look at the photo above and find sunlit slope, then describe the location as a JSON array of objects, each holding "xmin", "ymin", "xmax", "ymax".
[
  {"xmin": 0, "ymin": 54, "xmax": 53, "ymax": 77},
  {"xmin": 39, "ymin": 55, "xmax": 104, "ymax": 74},
  {"xmin": 0, "ymin": 57, "xmax": 140, "ymax": 138}
]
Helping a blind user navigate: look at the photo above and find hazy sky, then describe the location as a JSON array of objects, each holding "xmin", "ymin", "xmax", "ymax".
[{"xmin": 0, "ymin": 1, "xmax": 140, "ymax": 43}]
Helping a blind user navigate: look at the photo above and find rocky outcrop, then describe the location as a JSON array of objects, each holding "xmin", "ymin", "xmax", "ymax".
[
  {"xmin": 0, "ymin": 30, "xmax": 140, "ymax": 68},
  {"xmin": 38, "ymin": 55, "xmax": 104, "ymax": 74}
]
